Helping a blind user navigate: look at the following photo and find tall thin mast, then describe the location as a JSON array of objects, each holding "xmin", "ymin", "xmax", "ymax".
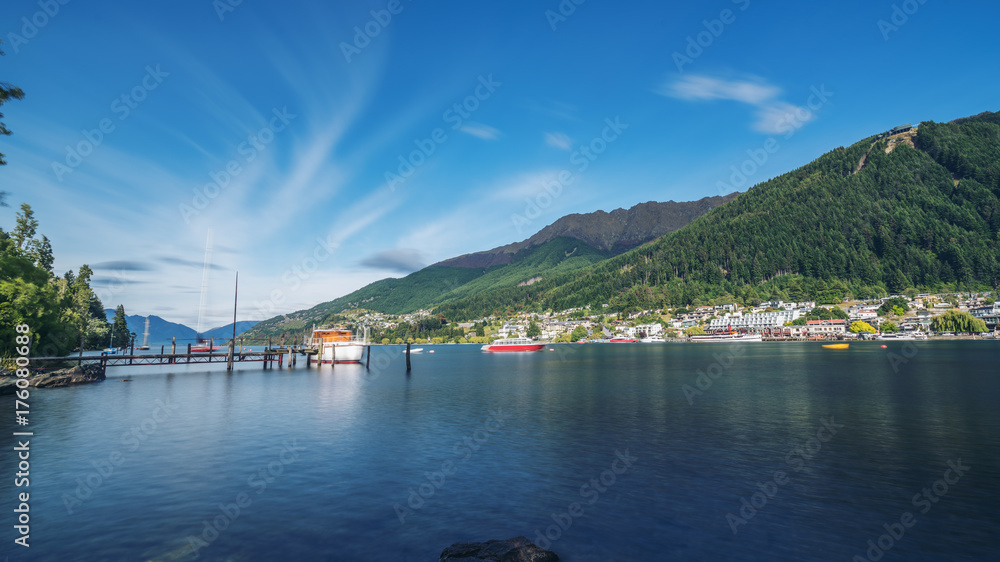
[{"xmin": 232, "ymin": 271, "xmax": 239, "ymax": 344}]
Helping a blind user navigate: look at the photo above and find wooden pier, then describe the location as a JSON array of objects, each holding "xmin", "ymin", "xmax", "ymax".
[{"xmin": 28, "ymin": 344, "xmax": 370, "ymax": 373}]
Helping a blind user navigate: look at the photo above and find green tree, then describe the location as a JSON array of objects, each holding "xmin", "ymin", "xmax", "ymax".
[
  {"xmin": 12, "ymin": 203, "xmax": 37, "ymax": 254},
  {"xmin": 879, "ymin": 297, "xmax": 910, "ymax": 316},
  {"xmin": 849, "ymin": 321, "xmax": 877, "ymax": 334},
  {"xmin": 570, "ymin": 326, "xmax": 588, "ymax": 342},
  {"xmin": 111, "ymin": 305, "xmax": 131, "ymax": 348},
  {"xmin": 931, "ymin": 310, "xmax": 987, "ymax": 333},
  {"xmin": 881, "ymin": 321, "xmax": 899, "ymax": 333},
  {"xmin": 686, "ymin": 326, "xmax": 706, "ymax": 336},
  {"xmin": 526, "ymin": 321, "xmax": 541, "ymax": 338}
]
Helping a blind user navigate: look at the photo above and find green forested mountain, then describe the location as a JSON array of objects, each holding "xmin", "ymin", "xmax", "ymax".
[
  {"xmin": 244, "ymin": 236, "xmax": 612, "ymax": 338},
  {"xmin": 434, "ymin": 111, "xmax": 1000, "ymax": 320},
  {"xmin": 245, "ymin": 197, "xmax": 733, "ymax": 338}
]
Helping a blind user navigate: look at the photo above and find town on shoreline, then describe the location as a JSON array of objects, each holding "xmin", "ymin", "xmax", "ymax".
[{"xmin": 340, "ymin": 291, "xmax": 998, "ymax": 345}]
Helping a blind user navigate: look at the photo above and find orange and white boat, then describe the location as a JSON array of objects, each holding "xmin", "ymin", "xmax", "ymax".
[{"xmin": 311, "ymin": 326, "xmax": 367, "ymax": 363}]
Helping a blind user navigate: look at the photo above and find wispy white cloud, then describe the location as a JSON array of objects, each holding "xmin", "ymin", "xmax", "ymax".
[
  {"xmin": 359, "ymin": 248, "xmax": 426, "ymax": 273},
  {"xmin": 753, "ymin": 101, "xmax": 815, "ymax": 135},
  {"xmin": 659, "ymin": 74, "xmax": 811, "ymax": 134},
  {"xmin": 486, "ymin": 170, "xmax": 568, "ymax": 202},
  {"xmin": 525, "ymin": 99, "xmax": 580, "ymax": 121},
  {"xmin": 544, "ymin": 132, "xmax": 572, "ymax": 151},
  {"xmin": 459, "ymin": 122, "xmax": 501, "ymax": 140},
  {"xmin": 662, "ymin": 75, "xmax": 779, "ymax": 105}
]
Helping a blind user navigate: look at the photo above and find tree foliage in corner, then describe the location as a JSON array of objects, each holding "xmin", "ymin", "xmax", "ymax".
[
  {"xmin": 1, "ymin": 204, "xmax": 115, "ymax": 356},
  {"xmin": 1, "ymin": 39, "xmax": 25, "ymax": 167}
]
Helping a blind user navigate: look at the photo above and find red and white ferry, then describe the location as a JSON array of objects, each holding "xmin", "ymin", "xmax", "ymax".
[
  {"xmin": 481, "ymin": 337, "xmax": 545, "ymax": 352},
  {"xmin": 191, "ymin": 339, "xmax": 220, "ymax": 353}
]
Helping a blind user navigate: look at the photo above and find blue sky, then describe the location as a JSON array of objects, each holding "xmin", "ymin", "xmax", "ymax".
[{"xmin": 1, "ymin": 0, "xmax": 998, "ymax": 329}]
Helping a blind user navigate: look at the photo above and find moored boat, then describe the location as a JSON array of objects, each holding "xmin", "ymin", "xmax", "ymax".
[
  {"xmin": 137, "ymin": 317, "xmax": 151, "ymax": 350},
  {"xmin": 875, "ymin": 333, "xmax": 923, "ymax": 340},
  {"xmin": 821, "ymin": 343, "xmax": 849, "ymax": 349},
  {"xmin": 690, "ymin": 332, "xmax": 763, "ymax": 343},
  {"xmin": 609, "ymin": 337, "xmax": 639, "ymax": 343},
  {"xmin": 481, "ymin": 337, "xmax": 545, "ymax": 352},
  {"xmin": 191, "ymin": 338, "xmax": 220, "ymax": 352},
  {"xmin": 312, "ymin": 326, "xmax": 367, "ymax": 363},
  {"xmin": 640, "ymin": 336, "xmax": 666, "ymax": 343}
]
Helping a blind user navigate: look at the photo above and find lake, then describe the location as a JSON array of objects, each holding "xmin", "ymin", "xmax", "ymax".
[{"xmin": 2, "ymin": 341, "xmax": 998, "ymax": 561}]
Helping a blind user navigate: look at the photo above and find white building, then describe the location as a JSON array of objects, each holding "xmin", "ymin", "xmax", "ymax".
[
  {"xmin": 708, "ymin": 309, "xmax": 800, "ymax": 330},
  {"xmin": 497, "ymin": 324, "xmax": 525, "ymax": 338},
  {"xmin": 634, "ymin": 323, "xmax": 664, "ymax": 337}
]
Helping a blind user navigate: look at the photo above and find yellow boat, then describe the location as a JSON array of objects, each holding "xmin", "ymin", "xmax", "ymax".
[{"xmin": 821, "ymin": 343, "xmax": 849, "ymax": 349}]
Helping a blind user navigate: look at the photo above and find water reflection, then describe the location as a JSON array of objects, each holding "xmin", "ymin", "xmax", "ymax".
[{"xmin": 6, "ymin": 342, "xmax": 997, "ymax": 561}]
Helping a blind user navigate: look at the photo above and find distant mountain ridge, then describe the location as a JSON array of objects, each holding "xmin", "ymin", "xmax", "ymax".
[
  {"xmin": 242, "ymin": 194, "xmax": 737, "ymax": 339},
  {"xmin": 435, "ymin": 195, "xmax": 737, "ymax": 268},
  {"xmin": 103, "ymin": 310, "xmax": 257, "ymax": 345}
]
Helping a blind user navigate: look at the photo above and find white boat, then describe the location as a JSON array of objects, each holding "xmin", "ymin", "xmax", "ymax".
[
  {"xmin": 137, "ymin": 317, "xmax": 151, "ymax": 350},
  {"xmin": 690, "ymin": 332, "xmax": 763, "ymax": 343},
  {"xmin": 311, "ymin": 326, "xmax": 367, "ymax": 363},
  {"xmin": 481, "ymin": 337, "xmax": 545, "ymax": 352},
  {"xmin": 640, "ymin": 336, "xmax": 666, "ymax": 343},
  {"xmin": 876, "ymin": 332, "xmax": 924, "ymax": 340}
]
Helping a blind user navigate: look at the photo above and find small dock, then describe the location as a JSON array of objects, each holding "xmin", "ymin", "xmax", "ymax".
[{"xmin": 30, "ymin": 342, "xmax": 367, "ymax": 373}]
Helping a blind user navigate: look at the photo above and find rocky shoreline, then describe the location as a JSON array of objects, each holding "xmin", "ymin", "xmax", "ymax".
[{"xmin": 0, "ymin": 364, "xmax": 106, "ymax": 395}]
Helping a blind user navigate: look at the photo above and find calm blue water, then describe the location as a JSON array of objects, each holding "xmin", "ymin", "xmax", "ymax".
[{"xmin": 2, "ymin": 342, "xmax": 998, "ymax": 561}]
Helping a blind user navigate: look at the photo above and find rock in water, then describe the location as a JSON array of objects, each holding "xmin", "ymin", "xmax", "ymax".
[
  {"xmin": 32, "ymin": 364, "xmax": 106, "ymax": 388},
  {"xmin": 440, "ymin": 536, "xmax": 558, "ymax": 562}
]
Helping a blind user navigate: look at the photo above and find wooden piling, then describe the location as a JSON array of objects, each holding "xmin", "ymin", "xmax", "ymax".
[
  {"xmin": 406, "ymin": 342, "xmax": 411, "ymax": 371},
  {"xmin": 227, "ymin": 340, "xmax": 234, "ymax": 371},
  {"xmin": 171, "ymin": 337, "xmax": 176, "ymax": 364},
  {"xmin": 366, "ymin": 346, "xmax": 370, "ymax": 368},
  {"xmin": 186, "ymin": 343, "xmax": 191, "ymax": 363}
]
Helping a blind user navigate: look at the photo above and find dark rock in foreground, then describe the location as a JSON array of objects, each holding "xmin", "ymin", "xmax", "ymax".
[
  {"xmin": 32, "ymin": 364, "xmax": 106, "ymax": 388},
  {"xmin": 440, "ymin": 536, "xmax": 558, "ymax": 562},
  {"xmin": 0, "ymin": 364, "xmax": 106, "ymax": 394}
]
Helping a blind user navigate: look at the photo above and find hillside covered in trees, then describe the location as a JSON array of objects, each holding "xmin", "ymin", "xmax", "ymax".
[
  {"xmin": 243, "ymin": 197, "xmax": 736, "ymax": 339},
  {"xmin": 434, "ymin": 111, "xmax": 1000, "ymax": 320},
  {"xmin": 0, "ymin": 199, "xmax": 115, "ymax": 357}
]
